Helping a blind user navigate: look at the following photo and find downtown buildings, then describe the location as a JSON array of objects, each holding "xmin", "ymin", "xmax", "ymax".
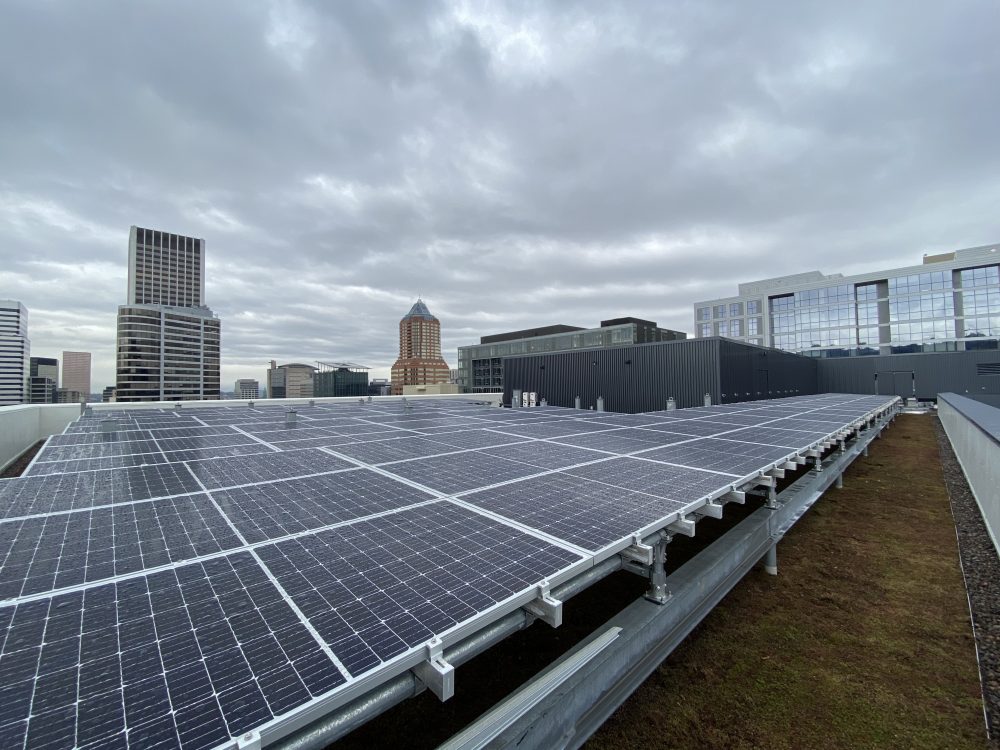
[
  {"xmin": 390, "ymin": 300, "xmax": 451, "ymax": 394},
  {"xmin": 115, "ymin": 226, "xmax": 221, "ymax": 401},
  {"xmin": 693, "ymin": 244, "xmax": 1000, "ymax": 358},
  {"xmin": 0, "ymin": 301, "xmax": 29, "ymax": 406},
  {"xmin": 61, "ymin": 351, "xmax": 92, "ymax": 401}
]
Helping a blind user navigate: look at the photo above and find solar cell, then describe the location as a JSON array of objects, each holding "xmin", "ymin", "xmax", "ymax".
[
  {"xmin": 36, "ymin": 439, "xmax": 164, "ymax": 462},
  {"xmin": 553, "ymin": 428, "xmax": 688, "ymax": 454},
  {"xmin": 375, "ymin": 451, "xmax": 543, "ymax": 495},
  {"xmin": 255, "ymin": 502, "xmax": 583, "ymax": 676},
  {"xmin": 0, "ymin": 464, "xmax": 204, "ymax": 519},
  {"xmin": 483, "ymin": 442, "xmax": 609, "ymax": 470},
  {"xmin": 566, "ymin": 457, "xmax": 736, "ymax": 500},
  {"xmin": 209, "ymin": 469, "xmax": 436, "ymax": 543},
  {"xmin": 722, "ymin": 426, "xmax": 831, "ymax": 448},
  {"xmin": 637, "ymin": 438, "xmax": 798, "ymax": 477},
  {"xmin": 416, "ymin": 430, "xmax": 527, "ymax": 449},
  {"xmin": 24, "ymin": 452, "xmax": 170, "ymax": 476},
  {"xmin": 0, "ymin": 552, "xmax": 345, "ymax": 750},
  {"xmin": 330, "ymin": 436, "xmax": 460, "ymax": 465},
  {"xmin": 0, "ymin": 495, "xmax": 241, "ymax": 598},
  {"xmin": 186, "ymin": 449, "xmax": 354, "ymax": 490},
  {"xmin": 459, "ymin": 473, "xmax": 688, "ymax": 552},
  {"xmin": 159, "ymin": 444, "xmax": 278, "ymax": 463}
]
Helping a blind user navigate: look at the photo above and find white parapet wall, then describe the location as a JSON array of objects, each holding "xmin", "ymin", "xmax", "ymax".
[
  {"xmin": 938, "ymin": 392, "xmax": 1000, "ymax": 557},
  {"xmin": 0, "ymin": 394, "xmax": 501, "ymax": 475},
  {"xmin": 0, "ymin": 404, "xmax": 84, "ymax": 473}
]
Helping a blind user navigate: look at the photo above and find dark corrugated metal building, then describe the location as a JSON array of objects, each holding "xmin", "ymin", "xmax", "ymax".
[
  {"xmin": 501, "ymin": 338, "xmax": 1000, "ymax": 412},
  {"xmin": 502, "ymin": 338, "xmax": 817, "ymax": 412}
]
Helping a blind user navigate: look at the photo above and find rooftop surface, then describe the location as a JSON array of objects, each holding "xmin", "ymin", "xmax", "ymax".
[{"xmin": 0, "ymin": 394, "xmax": 898, "ymax": 749}]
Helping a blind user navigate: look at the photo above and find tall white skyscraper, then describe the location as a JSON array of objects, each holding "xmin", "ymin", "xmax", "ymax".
[
  {"xmin": 115, "ymin": 227, "xmax": 221, "ymax": 402},
  {"xmin": 0, "ymin": 301, "xmax": 29, "ymax": 406}
]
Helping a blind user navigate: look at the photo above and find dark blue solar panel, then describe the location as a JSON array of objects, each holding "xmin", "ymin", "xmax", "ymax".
[
  {"xmin": 0, "ymin": 552, "xmax": 344, "ymax": 750},
  {"xmin": 255, "ymin": 502, "xmax": 583, "ymax": 677}
]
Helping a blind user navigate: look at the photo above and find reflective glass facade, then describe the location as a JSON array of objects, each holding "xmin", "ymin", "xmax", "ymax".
[{"xmin": 694, "ymin": 245, "xmax": 1000, "ymax": 357}]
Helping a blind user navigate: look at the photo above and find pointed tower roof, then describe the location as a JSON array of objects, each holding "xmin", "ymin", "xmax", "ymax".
[{"xmin": 403, "ymin": 299, "xmax": 437, "ymax": 321}]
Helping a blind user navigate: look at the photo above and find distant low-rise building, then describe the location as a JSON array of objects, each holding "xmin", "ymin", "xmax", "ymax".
[
  {"xmin": 368, "ymin": 379, "xmax": 391, "ymax": 397},
  {"xmin": 267, "ymin": 361, "xmax": 315, "ymax": 399},
  {"xmin": 235, "ymin": 378, "xmax": 260, "ymax": 400},
  {"xmin": 57, "ymin": 389, "xmax": 85, "ymax": 404},
  {"xmin": 457, "ymin": 317, "xmax": 687, "ymax": 393},
  {"xmin": 102, "ymin": 386, "xmax": 116, "ymax": 402}
]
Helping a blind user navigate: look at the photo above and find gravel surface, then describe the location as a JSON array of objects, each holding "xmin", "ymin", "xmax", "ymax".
[
  {"xmin": 0, "ymin": 439, "xmax": 44, "ymax": 478},
  {"xmin": 935, "ymin": 416, "xmax": 1000, "ymax": 746}
]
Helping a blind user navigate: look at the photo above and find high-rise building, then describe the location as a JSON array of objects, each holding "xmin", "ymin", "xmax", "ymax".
[
  {"xmin": 235, "ymin": 378, "xmax": 260, "ymax": 399},
  {"xmin": 115, "ymin": 226, "xmax": 221, "ymax": 401},
  {"xmin": 0, "ymin": 301, "xmax": 29, "ymax": 406},
  {"xmin": 266, "ymin": 361, "xmax": 315, "ymax": 399},
  {"xmin": 28, "ymin": 357, "xmax": 58, "ymax": 404},
  {"xmin": 693, "ymin": 244, "xmax": 1000, "ymax": 358},
  {"xmin": 390, "ymin": 300, "xmax": 451, "ymax": 395},
  {"xmin": 62, "ymin": 351, "xmax": 91, "ymax": 397}
]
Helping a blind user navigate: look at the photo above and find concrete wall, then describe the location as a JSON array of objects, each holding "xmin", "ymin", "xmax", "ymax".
[
  {"xmin": 0, "ymin": 404, "xmax": 82, "ymax": 472},
  {"xmin": 938, "ymin": 393, "xmax": 1000, "ymax": 556}
]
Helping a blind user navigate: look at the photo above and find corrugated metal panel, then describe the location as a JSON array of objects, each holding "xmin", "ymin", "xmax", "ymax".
[
  {"xmin": 503, "ymin": 338, "xmax": 723, "ymax": 412},
  {"xmin": 717, "ymin": 340, "xmax": 818, "ymax": 403},
  {"xmin": 817, "ymin": 350, "xmax": 1000, "ymax": 399}
]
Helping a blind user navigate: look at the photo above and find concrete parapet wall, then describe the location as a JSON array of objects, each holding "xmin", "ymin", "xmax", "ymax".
[
  {"xmin": 0, "ymin": 404, "xmax": 82, "ymax": 472},
  {"xmin": 939, "ymin": 392, "xmax": 1000, "ymax": 556}
]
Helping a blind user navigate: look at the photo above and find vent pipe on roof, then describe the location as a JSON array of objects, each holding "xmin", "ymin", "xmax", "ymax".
[
  {"xmin": 368, "ymin": 396, "xmax": 373, "ymax": 403},
  {"xmin": 666, "ymin": 397, "xmax": 676, "ymax": 411},
  {"xmin": 248, "ymin": 401, "xmax": 254, "ymax": 409},
  {"xmin": 285, "ymin": 409, "xmax": 297, "ymax": 426},
  {"xmin": 175, "ymin": 403, "xmax": 183, "ymax": 411},
  {"xmin": 574, "ymin": 396, "xmax": 581, "ymax": 410},
  {"xmin": 99, "ymin": 418, "xmax": 118, "ymax": 435},
  {"xmin": 83, "ymin": 406, "xmax": 93, "ymax": 417},
  {"xmin": 309, "ymin": 400, "xmax": 315, "ymax": 407},
  {"xmin": 540, "ymin": 398, "xmax": 547, "ymax": 407},
  {"xmin": 512, "ymin": 390, "xmax": 522, "ymax": 408},
  {"xmin": 704, "ymin": 393, "xmax": 712, "ymax": 407},
  {"xmin": 597, "ymin": 396, "xmax": 605, "ymax": 412}
]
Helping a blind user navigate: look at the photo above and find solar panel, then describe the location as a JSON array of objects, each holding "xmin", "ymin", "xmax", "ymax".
[
  {"xmin": 208, "ymin": 469, "xmax": 437, "ymax": 543},
  {"xmin": 0, "ymin": 394, "xmax": 898, "ymax": 749}
]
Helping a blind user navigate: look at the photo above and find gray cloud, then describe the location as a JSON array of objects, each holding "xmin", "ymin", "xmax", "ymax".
[{"xmin": 1, "ymin": 0, "xmax": 998, "ymax": 389}]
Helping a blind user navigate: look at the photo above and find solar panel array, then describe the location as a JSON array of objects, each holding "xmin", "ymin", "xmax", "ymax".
[{"xmin": 0, "ymin": 393, "xmax": 897, "ymax": 749}]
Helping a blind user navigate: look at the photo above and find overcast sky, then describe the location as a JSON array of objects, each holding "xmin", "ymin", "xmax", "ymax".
[{"xmin": 1, "ymin": 1, "xmax": 998, "ymax": 390}]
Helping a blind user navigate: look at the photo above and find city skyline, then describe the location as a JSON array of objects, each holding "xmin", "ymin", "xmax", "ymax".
[{"xmin": 2, "ymin": 2, "xmax": 999, "ymax": 389}]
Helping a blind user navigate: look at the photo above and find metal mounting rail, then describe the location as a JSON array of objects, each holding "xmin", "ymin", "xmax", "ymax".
[{"xmin": 438, "ymin": 408, "xmax": 896, "ymax": 750}]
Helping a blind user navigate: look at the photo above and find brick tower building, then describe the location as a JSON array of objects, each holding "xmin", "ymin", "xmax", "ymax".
[{"xmin": 390, "ymin": 300, "xmax": 451, "ymax": 394}]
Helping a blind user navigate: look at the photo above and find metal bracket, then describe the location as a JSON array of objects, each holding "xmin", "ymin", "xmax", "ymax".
[
  {"xmin": 413, "ymin": 637, "xmax": 455, "ymax": 701},
  {"xmin": 523, "ymin": 583, "xmax": 563, "ymax": 628},
  {"xmin": 780, "ymin": 461, "xmax": 798, "ymax": 471},
  {"xmin": 667, "ymin": 515, "xmax": 696, "ymax": 537},
  {"xmin": 755, "ymin": 474, "xmax": 776, "ymax": 488},
  {"xmin": 620, "ymin": 535, "xmax": 654, "ymax": 566},
  {"xmin": 722, "ymin": 489, "xmax": 746, "ymax": 505},
  {"xmin": 695, "ymin": 500, "xmax": 723, "ymax": 519},
  {"xmin": 236, "ymin": 730, "xmax": 262, "ymax": 750},
  {"xmin": 769, "ymin": 467, "xmax": 786, "ymax": 479}
]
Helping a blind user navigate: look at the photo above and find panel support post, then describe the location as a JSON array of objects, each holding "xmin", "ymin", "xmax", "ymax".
[
  {"xmin": 835, "ymin": 473, "xmax": 843, "ymax": 489},
  {"xmin": 813, "ymin": 454, "xmax": 823, "ymax": 472},
  {"xmin": 644, "ymin": 533, "xmax": 672, "ymax": 605},
  {"xmin": 765, "ymin": 483, "xmax": 777, "ymax": 510},
  {"xmin": 764, "ymin": 543, "xmax": 778, "ymax": 576},
  {"xmin": 863, "ymin": 444, "xmax": 869, "ymax": 457}
]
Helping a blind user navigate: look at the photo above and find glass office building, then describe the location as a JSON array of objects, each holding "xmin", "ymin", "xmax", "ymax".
[{"xmin": 693, "ymin": 244, "xmax": 1000, "ymax": 357}]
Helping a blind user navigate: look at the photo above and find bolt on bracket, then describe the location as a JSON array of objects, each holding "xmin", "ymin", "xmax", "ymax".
[
  {"xmin": 620, "ymin": 535, "xmax": 654, "ymax": 566},
  {"xmin": 236, "ymin": 731, "xmax": 262, "ymax": 750}
]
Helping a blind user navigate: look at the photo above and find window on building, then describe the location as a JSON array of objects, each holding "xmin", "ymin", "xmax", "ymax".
[
  {"xmin": 960, "ymin": 265, "xmax": 999, "ymax": 288},
  {"xmin": 729, "ymin": 319, "xmax": 742, "ymax": 336},
  {"xmin": 698, "ymin": 323, "xmax": 712, "ymax": 337},
  {"xmin": 746, "ymin": 300, "xmax": 761, "ymax": 315},
  {"xmin": 729, "ymin": 302, "xmax": 743, "ymax": 317},
  {"xmin": 697, "ymin": 307, "xmax": 711, "ymax": 321},
  {"xmin": 713, "ymin": 305, "xmax": 726, "ymax": 318},
  {"xmin": 747, "ymin": 317, "xmax": 760, "ymax": 335},
  {"xmin": 855, "ymin": 283, "xmax": 878, "ymax": 301},
  {"xmin": 716, "ymin": 321, "xmax": 729, "ymax": 336}
]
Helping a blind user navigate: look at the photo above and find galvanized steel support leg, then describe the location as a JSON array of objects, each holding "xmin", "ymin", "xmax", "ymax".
[
  {"xmin": 764, "ymin": 544, "xmax": 778, "ymax": 576},
  {"xmin": 765, "ymin": 483, "xmax": 778, "ymax": 510},
  {"xmin": 644, "ymin": 533, "xmax": 672, "ymax": 605},
  {"xmin": 835, "ymin": 473, "xmax": 843, "ymax": 489},
  {"xmin": 813, "ymin": 454, "xmax": 823, "ymax": 472}
]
